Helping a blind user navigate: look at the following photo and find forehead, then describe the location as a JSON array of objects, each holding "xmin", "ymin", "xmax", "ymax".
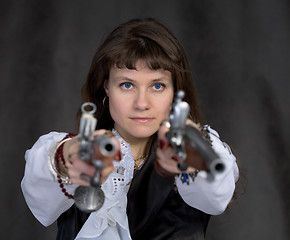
[{"xmin": 109, "ymin": 63, "xmax": 172, "ymax": 82}]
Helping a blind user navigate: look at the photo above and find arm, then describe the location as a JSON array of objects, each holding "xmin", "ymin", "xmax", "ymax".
[
  {"xmin": 159, "ymin": 90, "xmax": 225, "ymax": 178},
  {"xmin": 176, "ymin": 126, "xmax": 239, "ymax": 215},
  {"xmin": 156, "ymin": 91, "xmax": 238, "ymax": 215},
  {"xmin": 21, "ymin": 103, "xmax": 120, "ymax": 225},
  {"xmin": 21, "ymin": 132, "xmax": 77, "ymax": 226}
]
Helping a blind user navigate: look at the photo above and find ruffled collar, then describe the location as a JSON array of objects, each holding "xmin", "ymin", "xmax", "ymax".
[{"xmin": 75, "ymin": 129, "xmax": 133, "ymax": 240}]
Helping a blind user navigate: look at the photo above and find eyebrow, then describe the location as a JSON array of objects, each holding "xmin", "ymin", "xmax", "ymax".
[
  {"xmin": 114, "ymin": 76, "xmax": 170, "ymax": 82},
  {"xmin": 114, "ymin": 77, "xmax": 134, "ymax": 82}
]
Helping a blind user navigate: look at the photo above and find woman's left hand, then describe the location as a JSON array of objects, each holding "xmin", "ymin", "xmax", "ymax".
[{"xmin": 156, "ymin": 119, "xmax": 200, "ymax": 176}]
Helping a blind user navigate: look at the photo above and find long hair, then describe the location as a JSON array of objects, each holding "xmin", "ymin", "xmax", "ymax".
[{"xmin": 79, "ymin": 18, "xmax": 202, "ymax": 129}]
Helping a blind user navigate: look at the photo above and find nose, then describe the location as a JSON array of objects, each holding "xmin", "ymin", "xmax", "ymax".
[{"xmin": 134, "ymin": 89, "xmax": 150, "ymax": 110}]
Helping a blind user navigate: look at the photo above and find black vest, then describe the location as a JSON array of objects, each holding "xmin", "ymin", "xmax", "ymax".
[{"xmin": 57, "ymin": 141, "xmax": 210, "ymax": 240}]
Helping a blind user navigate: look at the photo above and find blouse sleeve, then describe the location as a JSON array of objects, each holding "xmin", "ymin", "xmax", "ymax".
[
  {"xmin": 175, "ymin": 126, "xmax": 239, "ymax": 215},
  {"xmin": 21, "ymin": 132, "xmax": 78, "ymax": 226}
]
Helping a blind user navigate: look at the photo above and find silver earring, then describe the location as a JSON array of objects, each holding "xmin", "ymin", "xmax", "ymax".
[{"xmin": 102, "ymin": 96, "xmax": 108, "ymax": 106}]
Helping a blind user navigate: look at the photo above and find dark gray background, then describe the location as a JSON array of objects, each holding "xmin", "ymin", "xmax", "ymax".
[{"xmin": 1, "ymin": 0, "xmax": 289, "ymax": 239}]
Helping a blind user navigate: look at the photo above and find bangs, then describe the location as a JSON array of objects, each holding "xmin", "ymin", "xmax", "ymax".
[{"xmin": 110, "ymin": 38, "xmax": 178, "ymax": 72}]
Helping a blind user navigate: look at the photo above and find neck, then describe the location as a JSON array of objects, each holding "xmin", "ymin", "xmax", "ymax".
[
  {"xmin": 114, "ymin": 127, "xmax": 152, "ymax": 159},
  {"xmin": 128, "ymin": 137, "xmax": 150, "ymax": 159}
]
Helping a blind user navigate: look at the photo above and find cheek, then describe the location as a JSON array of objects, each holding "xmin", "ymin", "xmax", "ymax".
[
  {"xmin": 157, "ymin": 99, "xmax": 172, "ymax": 117},
  {"xmin": 109, "ymin": 97, "xmax": 127, "ymax": 120}
]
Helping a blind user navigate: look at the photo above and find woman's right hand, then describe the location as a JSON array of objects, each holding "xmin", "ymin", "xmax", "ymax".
[{"xmin": 62, "ymin": 130, "xmax": 121, "ymax": 186}]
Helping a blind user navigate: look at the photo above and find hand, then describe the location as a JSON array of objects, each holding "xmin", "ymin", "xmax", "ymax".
[
  {"xmin": 156, "ymin": 119, "xmax": 207, "ymax": 176},
  {"xmin": 62, "ymin": 130, "xmax": 121, "ymax": 186}
]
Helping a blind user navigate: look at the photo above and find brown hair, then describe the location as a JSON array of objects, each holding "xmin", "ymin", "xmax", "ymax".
[{"xmin": 79, "ymin": 18, "xmax": 202, "ymax": 129}]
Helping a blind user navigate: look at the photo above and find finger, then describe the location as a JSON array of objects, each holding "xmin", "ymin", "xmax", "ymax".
[
  {"xmin": 100, "ymin": 165, "xmax": 115, "ymax": 183},
  {"xmin": 73, "ymin": 158, "xmax": 96, "ymax": 177},
  {"xmin": 66, "ymin": 152, "xmax": 79, "ymax": 166},
  {"xmin": 92, "ymin": 129, "xmax": 109, "ymax": 137},
  {"xmin": 156, "ymin": 147, "xmax": 179, "ymax": 173},
  {"xmin": 68, "ymin": 162, "xmax": 114, "ymax": 186},
  {"xmin": 156, "ymin": 148, "xmax": 197, "ymax": 174},
  {"xmin": 72, "ymin": 179, "xmax": 91, "ymax": 186},
  {"xmin": 67, "ymin": 168, "xmax": 91, "ymax": 186},
  {"xmin": 158, "ymin": 120, "xmax": 171, "ymax": 150},
  {"xmin": 79, "ymin": 173, "xmax": 92, "ymax": 183},
  {"xmin": 186, "ymin": 119, "xmax": 201, "ymax": 131},
  {"xmin": 63, "ymin": 136, "xmax": 80, "ymax": 165}
]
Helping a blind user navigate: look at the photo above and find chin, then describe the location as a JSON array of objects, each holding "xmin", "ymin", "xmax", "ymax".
[{"xmin": 130, "ymin": 128, "xmax": 157, "ymax": 139}]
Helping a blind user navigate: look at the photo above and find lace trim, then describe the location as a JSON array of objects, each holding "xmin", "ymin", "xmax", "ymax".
[{"xmin": 101, "ymin": 129, "xmax": 135, "ymax": 201}]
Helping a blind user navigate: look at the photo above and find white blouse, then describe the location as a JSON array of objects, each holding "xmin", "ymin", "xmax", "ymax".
[{"xmin": 21, "ymin": 127, "xmax": 239, "ymax": 240}]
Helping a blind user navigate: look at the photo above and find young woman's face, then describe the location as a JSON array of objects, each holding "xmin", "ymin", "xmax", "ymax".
[{"xmin": 105, "ymin": 61, "xmax": 174, "ymax": 143}]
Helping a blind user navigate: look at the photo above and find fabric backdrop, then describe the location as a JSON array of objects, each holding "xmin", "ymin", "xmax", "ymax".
[{"xmin": 1, "ymin": 0, "xmax": 289, "ymax": 239}]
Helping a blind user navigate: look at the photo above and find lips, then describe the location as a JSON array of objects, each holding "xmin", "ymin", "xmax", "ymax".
[{"xmin": 130, "ymin": 117, "xmax": 154, "ymax": 123}]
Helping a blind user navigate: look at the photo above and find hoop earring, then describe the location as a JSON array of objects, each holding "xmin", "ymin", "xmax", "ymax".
[{"xmin": 102, "ymin": 96, "xmax": 108, "ymax": 106}]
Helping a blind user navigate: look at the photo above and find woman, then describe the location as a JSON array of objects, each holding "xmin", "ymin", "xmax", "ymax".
[{"xmin": 21, "ymin": 18, "xmax": 239, "ymax": 240}]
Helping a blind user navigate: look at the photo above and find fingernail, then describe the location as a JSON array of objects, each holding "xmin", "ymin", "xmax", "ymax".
[
  {"xmin": 159, "ymin": 140, "xmax": 165, "ymax": 150},
  {"xmin": 80, "ymin": 173, "xmax": 91, "ymax": 183},
  {"xmin": 172, "ymin": 155, "xmax": 179, "ymax": 162},
  {"xmin": 115, "ymin": 150, "xmax": 121, "ymax": 161}
]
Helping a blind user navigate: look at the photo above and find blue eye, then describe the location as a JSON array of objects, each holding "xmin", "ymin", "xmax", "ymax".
[
  {"xmin": 121, "ymin": 82, "xmax": 133, "ymax": 89},
  {"xmin": 153, "ymin": 83, "xmax": 164, "ymax": 90}
]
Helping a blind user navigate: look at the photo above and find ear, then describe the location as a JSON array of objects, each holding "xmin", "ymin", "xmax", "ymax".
[{"xmin": 104, "ymin": 80, "xmax": 109, "ymax": 96}]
